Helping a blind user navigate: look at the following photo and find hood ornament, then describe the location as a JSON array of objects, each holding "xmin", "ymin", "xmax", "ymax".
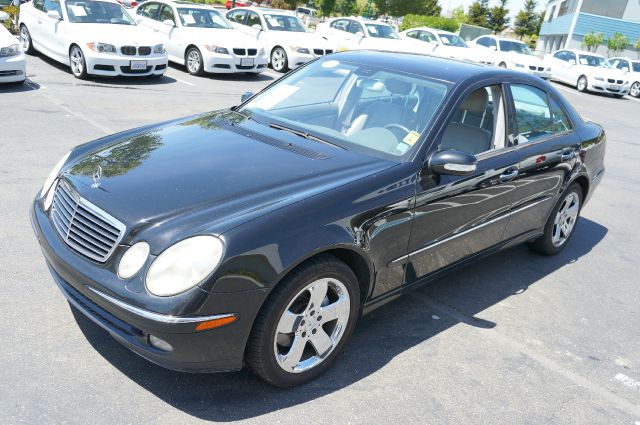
[{"xmin": 92, "ymin": 165, "xmax": 102, "ymax": 189}]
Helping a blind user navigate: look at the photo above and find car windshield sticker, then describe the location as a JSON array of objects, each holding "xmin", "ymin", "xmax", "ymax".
[
  {"xmin": 69, "ymin": 5, "xmax": 87, "ymax": 16},
  {"xmin": 266, "ymin": 17, "xmax": 280, "ymax": 27},
  {"xmin": 252, "ymin": 84, "xmax": 299, "ymax": 110},
  {"xmin": 402, "ymin": 131, "xmax": 420, "ymax": 146},
  {"xmin": 182, "ymin": 14, "xmax": 195, "ymax": 24}
]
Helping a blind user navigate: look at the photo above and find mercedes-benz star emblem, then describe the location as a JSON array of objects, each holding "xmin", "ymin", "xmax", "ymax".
[{"xmin": 92, "ymin": 165, "xmax": 102, "ymax": 188}]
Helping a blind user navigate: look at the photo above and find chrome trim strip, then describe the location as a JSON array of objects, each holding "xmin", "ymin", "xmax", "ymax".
[
  {"xmin": 389, "ymin": 197, "xmax": 552, "ymax": 267},
  {"xmin": 87, "ymin": 287, "xmax": 237, "ymax": 324}
]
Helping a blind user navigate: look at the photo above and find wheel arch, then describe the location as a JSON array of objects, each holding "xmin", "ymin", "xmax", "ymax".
[{"xmin": 570, "ymin": 174, "xmax": 590, "ymax": 202}]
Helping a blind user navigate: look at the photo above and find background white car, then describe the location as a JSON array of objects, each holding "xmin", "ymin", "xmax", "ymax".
[
  {"xmin": 19, "ymin": 0, "xmax": 167, "ymax": 79},
  {"xmin": 315, "ymin": 17, "xmax": 433, "ymax": 56},
  {"xmin": 470, "ymin": 35, "xmax": 550, "ymax": 79},
  {"xmin": 400, "ymin": 27, "xmax": 484, "ymax": 63},
  {"xmin": 226, "ymin": 7, "xmax": 333, "ymax": 73},
  {"xmin": 609, "ymin": 56, "xmax": 640, "ymax": 97},
  {"xmin": 135, "ymin": 1, "xmax": 267, "ymax": 76},
  {"xmin": 0, "ymin": 10, "xmax": 26, "ymax": 83},
  {"xmin": 544, "ymin": 49, "xmax": 629, "ymax": 97}
]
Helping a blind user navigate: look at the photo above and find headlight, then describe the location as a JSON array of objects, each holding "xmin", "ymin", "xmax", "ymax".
[
  {"xmin": 146, "ymin": 236, "xmax": 224, "ymax": 296},
  {"xmin": 154, "ymin": 44, "xmax": 165, "ymax": 54},
  {"xmin": 118, "ymin": 242, "xmax": 150, "ymax": 279},
  {"xmin": 40, "ymin": 151, "xmax": 71, "ymax": 200},
  {"xmin": 514, "ymin": 63, "xmax": 524, "ymax": 68},
  {"xmin": 0, "ymin": 44, "xmax": 20, "ymax": 57},
  {"xmin": 292, "ymin": 46, "xmax": 310, "ymax": 54},
  {"xmin": 86, "ymin": 42, "xmax": 116, "ymax": 54},
  {"xmin": 204, "ymin": 45, "xmax": 229, "ymax": 54},
  {"xmin": 594, "ymin": 77, "xmax": 604, "ymax": 81}
]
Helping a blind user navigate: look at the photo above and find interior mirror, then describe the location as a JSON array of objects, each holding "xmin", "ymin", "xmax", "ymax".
[
  {"xmin": 163, "ymin": 19, "xmax": 175, "ymax": 26},
  {"xmin": 47, "ymin": 10, "xmax": 62, "ymax": 20},
  {"xmin": 429, "ymin": 149, "xmax": 478, "ymax": 176},
  {"xmin": 251, "ymin": 24, "xmax": 262, "ymax": 31},
  {"xmin": 241, "ymin": 91, "xmax": 254, "ymax": 103},
  {"xmin": 0, "ymin": 11, "xmax": 8, "ymax": 22}
]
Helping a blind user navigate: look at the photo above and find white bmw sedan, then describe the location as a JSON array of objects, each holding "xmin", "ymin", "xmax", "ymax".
[
  {"xmin": 135, "ymin": 1, "xmax": 267, "ymax": 76},
  {"xmin": 400, "ymin": 27, "xmax": 484, "ymax": 63},
  {"xmin": 19, "ymin": 0, "xmax": 168, "ymax": 79},
  {"xmin": 470, "ymin": 35, "xmax": 550, "ymax": 79},
  {"xmin": 0, "ymin": 11, "xmax": 26, "ymax": 83}
]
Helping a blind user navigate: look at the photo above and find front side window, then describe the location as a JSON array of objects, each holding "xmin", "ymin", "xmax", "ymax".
[
  {"xmin": 614, "ymin": 59, "xmax": 629, "ymax": 70},
  {"xmin": 347, "ymin": 20, "xmax": 363, "ymax": 35},
  {"xmin": 158, "ymin": 5, "xmax": 174, "ymax": 23},
  {"xmin": 440, "ymin": 85, "xmax": 507, "ymax": 155},
  {"xmin": 263, "ymin": 14, "xmax": 306, "ymax": 32},
  {"xmin": 240, "ymin": 58, "xmax": 449, "ymax": 160},
  {"xmin": 566, "ymin": 51, "xmax": 576, "ymax": 63},
  {"xmin": 43, "ymin": 0, "xmax": 61, "ymax": 14},
  {"xmin": 405, "ymin": 30, "xmax": 418, "ymax": 39},
  {"xmin": 246, "ymin": 12, "xmax": 261, "ymax": 28},
  {"xmin": 330, "ymin": 19, "xmax": 349, "ymax": 32},
  {"xmin": 137, "ymin": 2, "xmax": 160, "ymax": 19},
  {"xmin": 554, "ymin": 50, "xmax": 567, "ymax": 61},
  {"xmin": 226, "ymin": 9, "xmax": 246, "ymax": 24},
  {"xmin": 499, "ymin": 40, "xmax": 532, "ymax": 55},
  {"xmin": 510, "ymin": 84, "xmax": 553, "ymax": 144},
  {"xmin": 365, "ymin": 23, "xmax": 399, "ymax": 39},
  {"xmin": 177, "ymin": 8, "xmax": 231, "ymax": 28},
  {"xmin": 65, "ymin": 0, "xmax": 134, "ymax": 25},
  {"xmin": 418, "ymin": 31, "xmax": 437, "ymax": 43}
]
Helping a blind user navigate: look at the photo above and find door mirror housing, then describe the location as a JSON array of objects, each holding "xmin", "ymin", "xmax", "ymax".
[
  {"xmin": 162, "ymin": 19, "xmax": 175, "ymax": 27},
  {"xmin": 429, "ymin": 149, "xmax": 478, "ymax": 176},
  {"xmin": 47, "ymin": 10, "xmax": 62, "ymax": 20},
  {"xmin": 622, "ymin": 66, "xmax": 630, "ymax": 72},
  {"xmin": 241, "ymin": 91, "xmax": 254, "ymax": 103},
  {"xmin": 251, "ymin": 24, "xmax": 262, "ymax": 31},
  {"xmin": 489, "ymin": 45, "xmax": 497, "ymax": 51},
  {"xmin": 568, "ymin": 59, "xmax": 576, "ymax": 65}
]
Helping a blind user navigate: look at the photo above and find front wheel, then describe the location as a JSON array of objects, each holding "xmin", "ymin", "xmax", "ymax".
[
  {"xmin": 185, "ymin": 47, "xmax": 204, "ymax": 76},
  {"xmin": 69, "ymin": 45, "xmax": 88, "ymax": 80},
  {"xmin": 498, "ymin": 62, "xmax": 507, "ymax": 68},
  {"xmin": 20, "ymin": 25, "xmax": 35, "ymax": 55},
  {"xmin": 577, "ymin": 75, "xmax": 588, "ymax": 92},
  {"xmin": 529, "ymin": 183, "xmax": 582, "ymax": 255},
  {"xmin": 271, "ymin": 47, "xmax": 288, "ymax": 73},
  {"xmin": 246, "ymin": 255, "xmax": 360, "ymax": 387},
  {"xmin": 630, "ymin": 82, "xmax": 640, "ymax": 98}
]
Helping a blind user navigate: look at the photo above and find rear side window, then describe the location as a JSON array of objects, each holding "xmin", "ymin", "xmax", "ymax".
[{"xmin": 510, "ymin": 84, "xmax": 571, "ymax": 144}]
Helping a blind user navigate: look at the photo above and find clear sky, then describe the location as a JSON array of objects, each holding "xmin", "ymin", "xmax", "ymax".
[{"xmin": 442, "ymin": 0, "xmax": 547, "ymax": 20}]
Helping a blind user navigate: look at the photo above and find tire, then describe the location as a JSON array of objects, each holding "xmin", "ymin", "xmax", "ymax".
[
  {"xmin": 69, "ymin": 45, "xmax": 88, "ymax": 80},
  {"xmin": 185, "ymin": 47, "xmax": 204, "ymax": 76},
  {"xmin": 20, "ymin": 25, "xmax": 35, "ymax": 55},
  {"xmin": 629, "ymin": 82, "xmax": 640, "ymax": 98},
  {"xmin": 498, "ymin": 62, "xmax": 507, "ymax": 68},
  {"xmin": 576, "ymin": 75, "xmax": 588, "ymax": 92},
  {"xmin": 612, "ymin": 94, "xmax": 624, "ymax": 99},
  {"xmin": 271, "ymin": 47, "xmax": 288, "ymax": 73},
  {"xmin": 246, "ymin": 254, "xmax": 360, "ymax": 387},
  {"xmin": 529, "ymin": 183, "xmax": 583, "ymax": 256}
]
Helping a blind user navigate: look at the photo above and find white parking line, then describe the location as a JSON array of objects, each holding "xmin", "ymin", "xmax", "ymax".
[
  {"xmin": 625, "ymin": 95, "xmax": 640, "ymax": 103},
  {"xmin": 551, "ymin": 82, "xmax": 582, "ymax": 97},
  {"xmin": 166, "ymin": 73, "xmax": 195, "ymax": 86}
]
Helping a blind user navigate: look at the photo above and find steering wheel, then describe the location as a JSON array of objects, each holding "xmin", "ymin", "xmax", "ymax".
[{"xmin": 384, "ymin": 124, "xmax": 411, "ymax": 141}]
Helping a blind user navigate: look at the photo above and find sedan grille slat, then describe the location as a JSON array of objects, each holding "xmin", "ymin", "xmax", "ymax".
[{"xmin": 49, "ymin": 181, "xmax": 125, "ymax": 263}]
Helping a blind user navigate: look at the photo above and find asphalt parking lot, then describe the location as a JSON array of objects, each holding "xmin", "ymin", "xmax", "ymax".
[{"xmin": 1, "ymin": 54, "xmax": 640, "ymax": 424}]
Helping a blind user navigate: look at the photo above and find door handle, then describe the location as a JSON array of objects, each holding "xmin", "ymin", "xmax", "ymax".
[
  {"xmin": 561, "ymin": 150, "xmax": 576, "ymax": 161},
  {"xmin": 499, "ymin": 167, "xmax": 519, "ymax": 183}
]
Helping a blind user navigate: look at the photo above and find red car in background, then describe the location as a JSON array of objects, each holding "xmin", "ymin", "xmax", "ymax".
[{"xmin": 225, "ymin": 0, "xmax": 249, "ymax": 8}]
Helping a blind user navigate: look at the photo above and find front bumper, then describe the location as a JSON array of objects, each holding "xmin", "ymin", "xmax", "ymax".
[
  {"xmin": 588, "ymin": 80, "xmax": 630, "ymax": 95},
  {"xmin": 84, "ymin": 52, "xmax": 168, "ymax": 77},
  {"xmin": 30, "ymin": 200, "xmax": 267, "ymax": 373},
  {"xmin": 288, "ymin": 49, "xmax": 334, "ymax": 69},
  {"xmin": 0, "ymin": 51, "xmax": 26, "ymax": 83},
  {"xmin": 203, "ymin": 51, "xmax": 268, "ymax": 74}
]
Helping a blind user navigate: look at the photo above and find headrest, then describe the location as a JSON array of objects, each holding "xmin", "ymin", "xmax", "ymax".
[
  {"xmin": 385, "ymin": 78, "xmax": 413, "ymax": 95},
  {"xmin": 461, "ymin": 88, "xmax": 488, "ymax": 115}
]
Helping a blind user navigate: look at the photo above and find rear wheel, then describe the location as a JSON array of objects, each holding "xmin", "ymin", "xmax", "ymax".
[
  {"xmin": 185, "ymin": 47, "xmax": 204, "ymax": 76},
  {"xmin": 20, "ymin": 25, "xmax": 35, "ymax": 55},
  {"xmin": 69, "ymin": 45, "xmax": 88, "ymax": 80},
  {"xmin": 630, "ymin": 82, "xmax": 640, "ymax": 98},
  {"xmin": 246, "ymin": 255, "xmax": 360, "ymax": 387},
  {"xmin": 577, "ymin": 75, "xmax": 588, "ymax": 92},
  {"xmin": 529, "ymin": 183, "xmax": 582, "ymax": 255}
]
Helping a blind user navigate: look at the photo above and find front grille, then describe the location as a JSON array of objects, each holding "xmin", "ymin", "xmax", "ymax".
[
  {"xmin": 247, "ymin": 48, "xmax": 257, "ymax": 56},
  {"xmin": 138, "ymin": 46, "xmax": 151, "ymax": 56},
  {"xmin": 121, "ymin": 46, "xmax": 136, "ymax": 56},
  {"xmin": 314, "ymin": 49, "xmax": 324, "ymax": 55},
  {"xmin": 326, "ymin": 49, "xmax": 333, "ymax": 54},
  {"xmin": 608, "ymin": 78, "xmax": 615, "ymax": 83},
  {"xmin": 617, "ymin": 79, "xmax": 623, "ymax": 84},
  {"xmin": 50, "ymin": 181, "xmax": 125, "ymax": 262},
  {"xmin": 233, "ymin": 48, "xmax": 246, "ymax": 55}
]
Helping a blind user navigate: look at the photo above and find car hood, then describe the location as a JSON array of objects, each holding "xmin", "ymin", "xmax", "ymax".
[
  {"xmin": 69, "ymin": 23, "xmax": 163, "ymax": 46},
  {"xmin": 580, "ymin": 66, "xmax": 626, "ymax": 79},
  {"xmin": 61, "ymin": 111, "xmax": 396, "ymax": 250}
]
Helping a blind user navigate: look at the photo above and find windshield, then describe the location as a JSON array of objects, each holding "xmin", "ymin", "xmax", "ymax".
[
  {"xmin": 365, "ymin": 23, "xmax": 399, "ymax": 39},
  {"xmin": 499, "ymin": 40, "xmax": 532, "ymax": 55},
  {"xmin": 0, "ymin": 0, "xmax": 13, "ymax": 6},
  {"xmin": 579, "ymin": 54, "xmax": 611, "ymax": 68},
  {"xmin": 633, "ymin": 62, "xmax": 640, "ymax": 73},
  {"xmin": 65, "ymin": 0, "xmax": 135, "ymax": 24},
  {"xmin": 438, "ymin": 33, "xmax": 467, "ymax": 47},
  {"xmin": 263, "ymin": 14, "xmax": 306, "ymax": 32},
  {"xmin": 177, "ymin": 7, "xmax": 231, "ymax": 29},
  {"xmin": 240, "ymin": 58, "xmax": 449, "ymax": 160}
]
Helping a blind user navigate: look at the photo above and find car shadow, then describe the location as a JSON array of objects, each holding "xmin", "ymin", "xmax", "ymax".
[
  {"xmin": 167, "ymin": 62, "xmax": 277, "ymax": 82},
  {"xmin": 71, "ymin": 217, "xmax": 607, "ymax": 422},
  {"xmin": 0, "ymin": 79, "xmax": 37, "ymax": 92}
]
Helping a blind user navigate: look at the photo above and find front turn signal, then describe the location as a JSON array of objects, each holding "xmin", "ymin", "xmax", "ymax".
[{"xmin": 194, "ymin": 315, "xmax": 238, "ymax": 332}]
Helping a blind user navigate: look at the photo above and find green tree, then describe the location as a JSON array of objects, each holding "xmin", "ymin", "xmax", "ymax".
[
  {"xmin": 318, "ymin": 0, "xmax": 337, "ymax": 17},
  {"xmin": 452, "ymin": 6, "xmax": 468, "ymax": 25},
  {"xmin": 607, "ymin": 32, "xmax": 629, "ymax": 57},
  {"xmin": 582, "ymin": 32, "xmax": 604, "ymax": 53},
  {"xmin": 389, "ymin": 0, "xmax": 441, "ymax": 16},
  {"xmin": 338, "ymin": 0, "xmax": 357, "ymax": 15},
  {"xmin": 467, "ymin": 0, "xmax": 489, "ymax": 27},
  {"xmin": 514, "ymin": 0, "xmax": 538, "ymax": 40},
  {"xmin": 636, "ymin": 38, "xmax": 640, "ymax": 59},
  {"xmin": 535, "ymin": 10, "xmax": 545, "ymax": 34},
  {"xmin": 487, "ymin": 0, "xmax": 509, "ymax": 34},
  {"xmin": 400, "ymin": 14, "xmax": 458, "ymax": 32}
]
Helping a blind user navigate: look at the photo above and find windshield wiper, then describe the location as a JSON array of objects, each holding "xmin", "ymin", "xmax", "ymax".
[{"xmin": 269, "ymin": 123, "xmax": 346, "ymax": 150}]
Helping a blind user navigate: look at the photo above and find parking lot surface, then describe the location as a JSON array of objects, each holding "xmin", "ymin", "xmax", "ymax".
[{"xmin": 1, "ymin": 55, "xmax": 639, "ymax": 424}]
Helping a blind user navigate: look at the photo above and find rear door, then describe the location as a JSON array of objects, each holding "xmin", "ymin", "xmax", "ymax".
[{"xmin": 502, "ymin": 82, "xmax": 580, "ymax": 241}]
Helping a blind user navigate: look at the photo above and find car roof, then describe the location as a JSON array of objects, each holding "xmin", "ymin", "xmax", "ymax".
[
  {"xmin": 172, "ymin": 1, "xmax": 218, "ymax": 8},
  {"xmin": 568, "ymin": 49, "xmax": 604, "ymax": 57},
  {"xmin": 409, "ymin": 27, "xmax": 454, "ymax": 35}
]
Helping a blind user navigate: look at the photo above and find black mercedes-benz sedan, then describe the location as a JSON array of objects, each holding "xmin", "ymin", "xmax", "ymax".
[{"xmin": 31, "ymin": 51, "xmax": 605, "ymax": 387}]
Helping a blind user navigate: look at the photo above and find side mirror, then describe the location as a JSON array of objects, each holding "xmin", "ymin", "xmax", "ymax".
[
  {"xmin": 162, "ymin": 19, "xmax": 175, "ymax": 27},
  {"xmin": 241, "ymin": 91, "xmax": 254, "ymax": 102},
  {"xmin": 489, "ymin": 45, "xmax": 497, "ymax": 51},
  {"xmin": 429, "ymin": 149, "xmax": 478, "ymax": 176},
  {"xmin": 47, "ymin": 10, "xmax": 62, "ymax": 20},
  {"xmin": 568, "ymin": 59, "xmax": 576, "ymax": 65},
  {"xmin": 622, "ymin": 66, "xmax": 630, "ymax": 72},
  {"xmin": 251, "ymin": 24, "xmax": 262, "ymax": 31}
]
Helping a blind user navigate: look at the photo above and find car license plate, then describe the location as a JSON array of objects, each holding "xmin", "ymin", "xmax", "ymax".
[
  {"xmin": 240, "ymin": 58, "xmax": 254, "ymax": 67},
  {"xmin": 130, "ymin": 60, "xmax": 147, "ymax": 70},
  {"xmin": 610, "ymin": 84, "xmax": 620, "ymax": 91}
]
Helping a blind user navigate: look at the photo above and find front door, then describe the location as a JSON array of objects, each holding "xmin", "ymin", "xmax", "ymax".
[{"xmin": 403, "ymin": 83, "xmax": 520, "ymax": 284}]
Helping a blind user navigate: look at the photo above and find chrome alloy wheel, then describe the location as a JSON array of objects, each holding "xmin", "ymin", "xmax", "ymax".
[
  {"xmin": 631, "ymin": 82, "xmax": 640, "ymax": 98},
  {"xmin": 274, "ymin": 277, "xmax": 350, "ymax": 373},
  {"xmin": 70, "ymin": 46, "xmax": 84, "ymax": 77},
  {"xmin": 577, "ymin": 76, "xmax": 587, "ymax": 92},
  {"xmin": 552, "ymin": 192, "xmax": 580, "ymax": 247},
  {"xmin": 20, "ymin": 26, "xmax": 31, "ymax": 51},
  {"xmin": 271, "ymin": 48, "xmax": 286, "ymax": 72},
  {"xmin": 187, "ymin": 49, "xmax": 201, "ymax": 74}
]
